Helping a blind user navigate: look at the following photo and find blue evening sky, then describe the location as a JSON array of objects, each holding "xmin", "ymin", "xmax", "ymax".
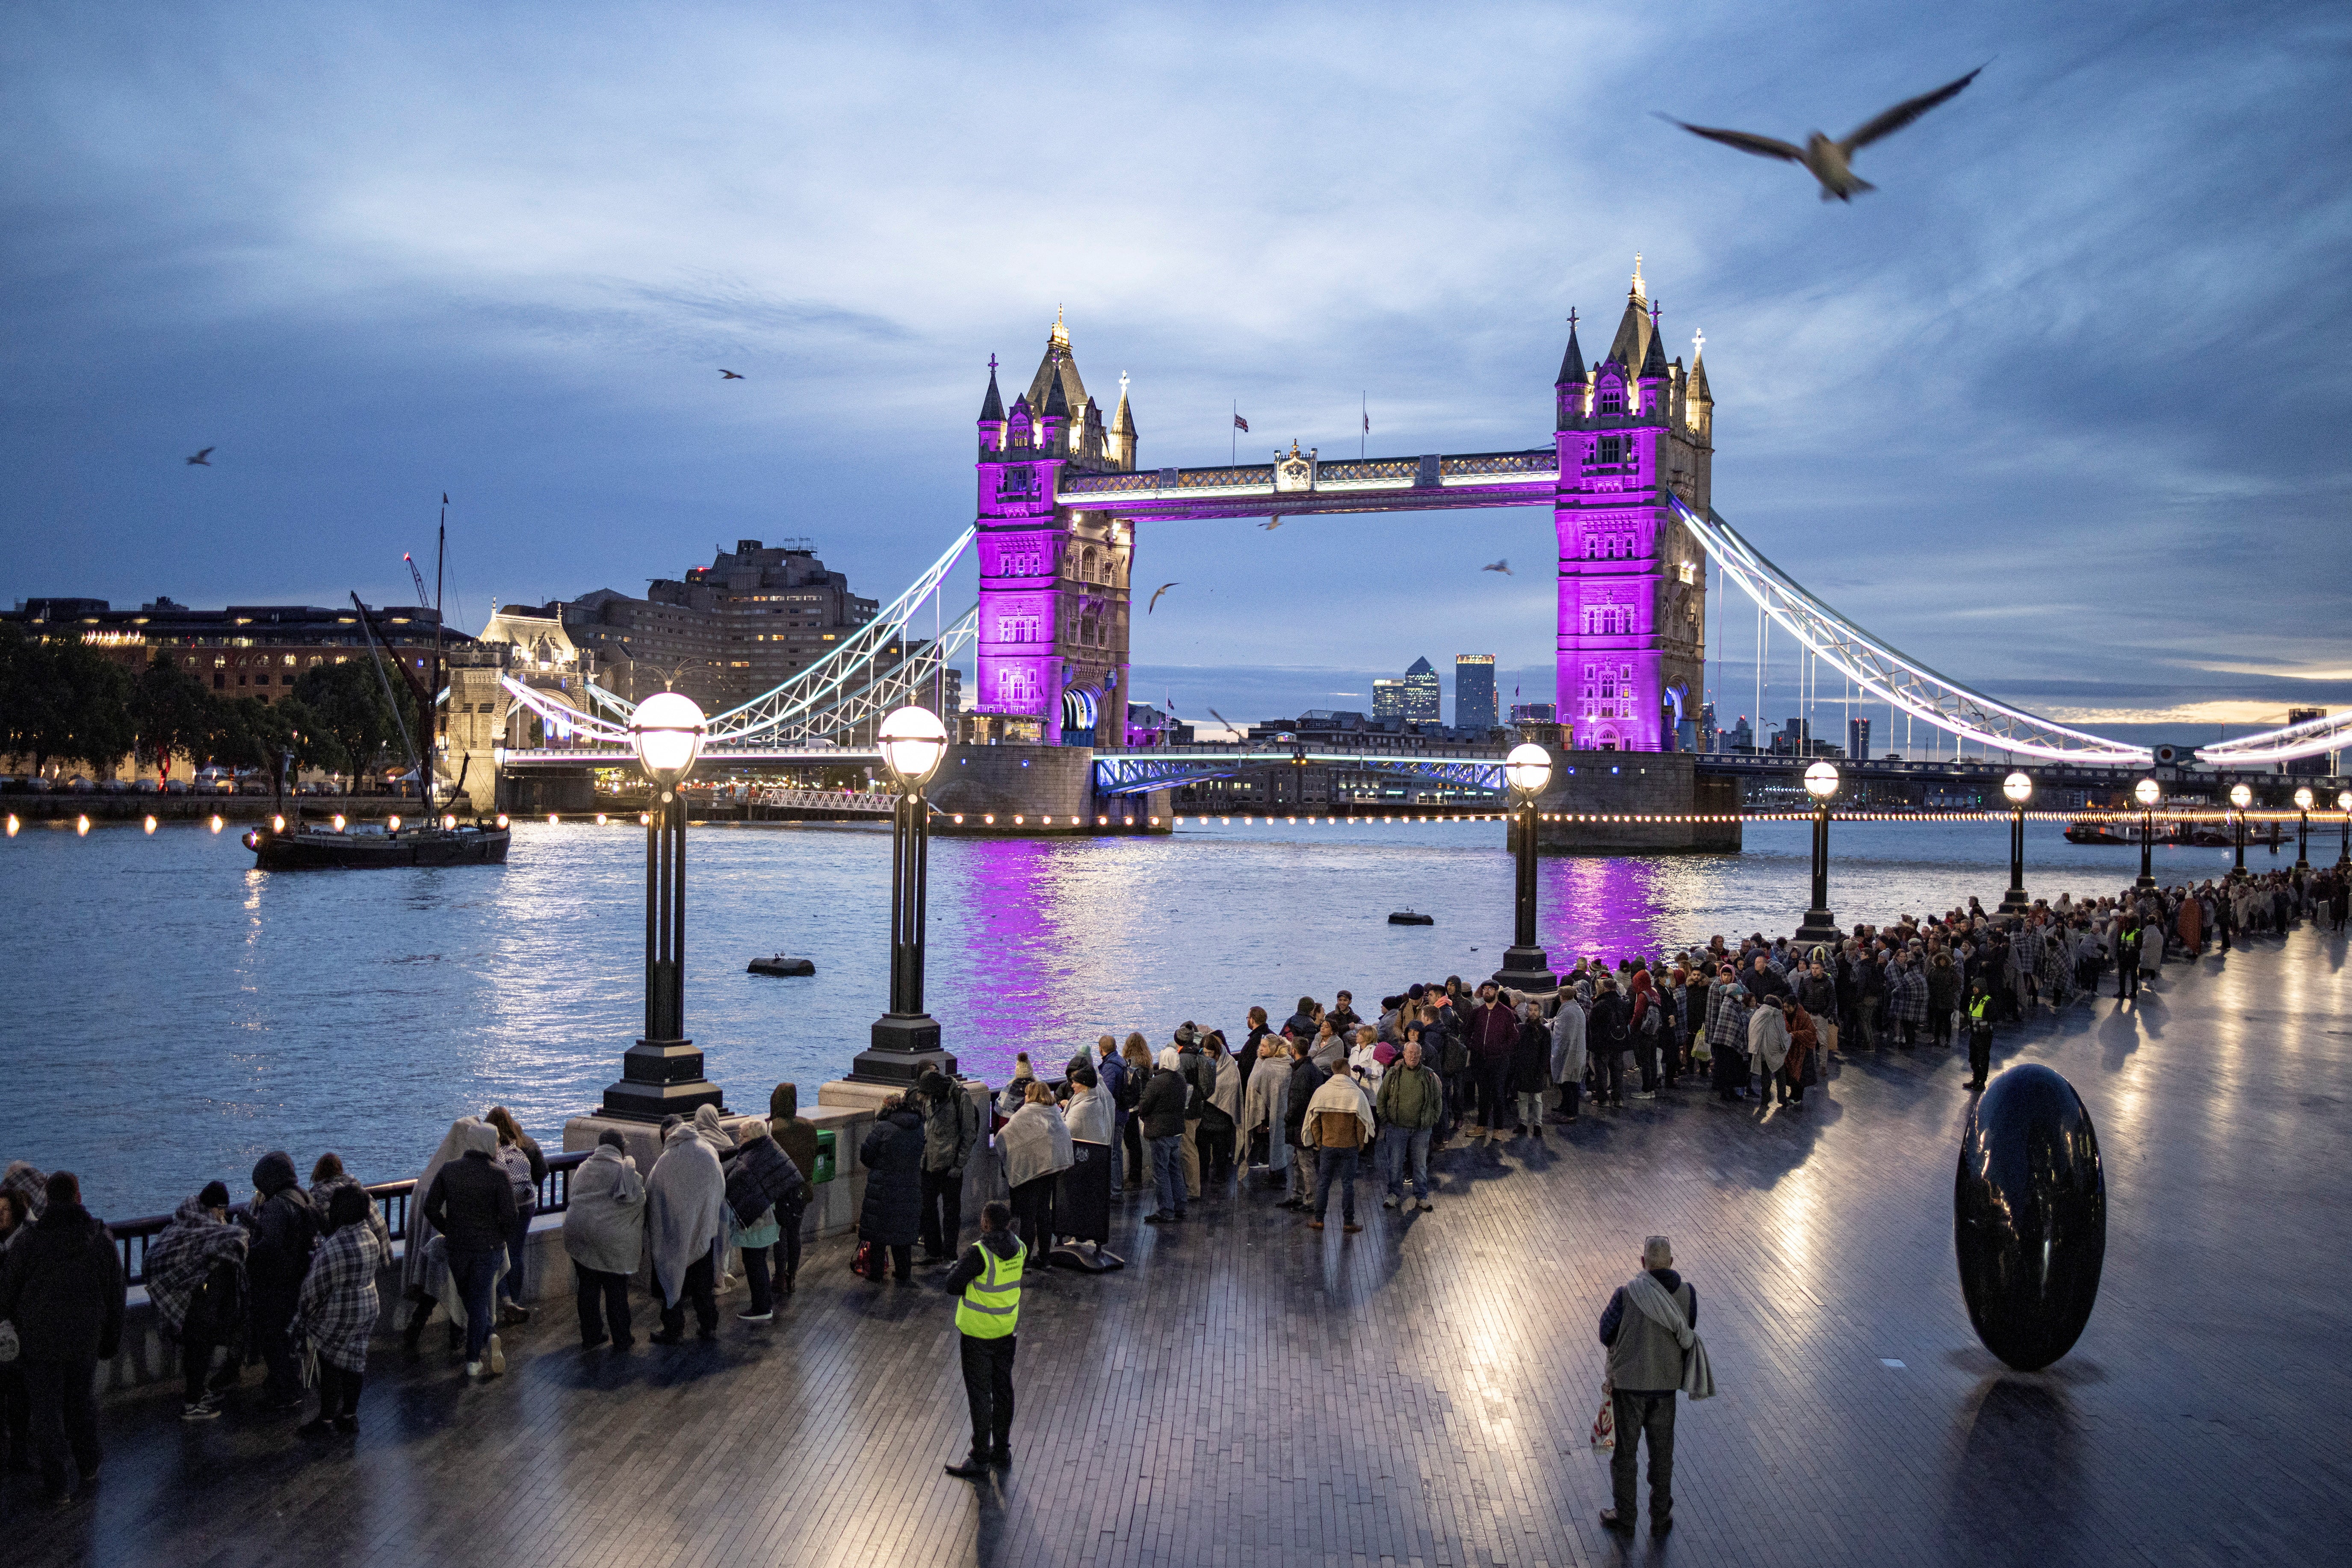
[{"xmin": 4, "ymin": 1, "xmax": 2346, "ymax": 750}]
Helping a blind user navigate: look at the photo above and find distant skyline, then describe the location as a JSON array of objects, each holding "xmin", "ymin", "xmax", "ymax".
[{"xmin": 5, "ymin": 1, "xmax": 2347, "ymax": 757}]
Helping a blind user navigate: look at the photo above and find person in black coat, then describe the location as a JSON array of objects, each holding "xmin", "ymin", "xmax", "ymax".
[
  {"xmin": 0, "ymin": 1172, "xmax": 124, "ymax": 1505},
  {"xmin": 1278, "ymin": 1042, "xmax": 1327, "ymax": 1211},
  {"xmin": 240, "ymin": 1151, "xmax": 317, "ymax": 1411},
  {"xmin": 420, "ymin": 1126, "xmax": 517, "ymax": 1376},
  {"xmin": 1133, "ymin": 1052, "xmax": 1192, "ymax": 1224},
  {"xmin": 856, "ymin": 1096, "xmax": 927, "ymax": 1282}
]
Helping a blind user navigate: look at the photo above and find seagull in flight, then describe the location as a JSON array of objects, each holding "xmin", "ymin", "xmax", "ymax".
[
  {"xmin": 718, "ymin": 368, "xmax": 745, "ymax": 380},
  {"xmin": 1482, "ymin": 559, "xmax": 1512, "ymax": 576},
  {"xmin": 1657, "ymin": 66, "xmax": 1983, "ymax": 201},
  {"xmin": 1147, "ymin": 582, "xmax": 1179, "ymax": 614},
  {"xmin": 186, "ymin": 447, "xmax": 215, "ymax": 466},
  {"xmin": 1259, "ymin": 518, "xmax": 1283, "ymax": 531},
  {"xmin": 1206, "ymin": 706, "xmax": 1235, "ymax": 739}
]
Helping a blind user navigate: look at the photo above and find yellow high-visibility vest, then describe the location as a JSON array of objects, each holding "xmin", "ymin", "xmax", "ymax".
[
  {"xmin": 1968, "ymin": 993, "xmax": 1992, "ymax": 1023},
  {"xmin": 954, "ymin": 1237, "xmax": 1026, "ymax": 1339}
]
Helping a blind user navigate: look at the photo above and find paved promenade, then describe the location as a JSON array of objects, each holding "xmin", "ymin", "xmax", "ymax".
[{"xmin": 18, "ymin": 929, "xmax": 2351, "ymax": 1567}]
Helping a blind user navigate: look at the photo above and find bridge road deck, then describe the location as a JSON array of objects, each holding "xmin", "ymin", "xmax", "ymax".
[{"xmin": 17, "ymin": 932, "xmax": 2349, "ymax": 1567}]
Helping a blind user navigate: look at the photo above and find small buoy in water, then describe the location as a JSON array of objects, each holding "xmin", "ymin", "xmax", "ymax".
[{"xmin": 748, "ymin": 955, "xmax": 817, "ymax": 977}]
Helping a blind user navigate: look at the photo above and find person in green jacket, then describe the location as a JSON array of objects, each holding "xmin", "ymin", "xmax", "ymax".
[{"xmin": 1375, "ymin": 1040, "xmax": 1443, "ymax": 1212}]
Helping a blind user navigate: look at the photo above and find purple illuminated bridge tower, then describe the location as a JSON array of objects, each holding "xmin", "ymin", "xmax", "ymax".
[
  {"xmin": 1553, "ymin": 257, "xmax": 1714, "ymax": 753},
  {"xmin": 970, "ymin": 312, "xmax": 1140, "ymax": 748}
]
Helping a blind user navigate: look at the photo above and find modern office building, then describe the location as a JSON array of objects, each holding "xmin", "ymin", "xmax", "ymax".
[
  {"xmin": 1400, "ymin": 656, "xmax": 1441, "ymax": 723},
  {"xmin": 1848, "ymin": 716, "xmax": 1872, "ymax": 764},
  {"xmin": 1454, "ymin": 654, "xmax": 1498, "ymax": 731},
  {"xmin": 1372, "ymin": 678, "xmax": 1407, "ymax": 721}
]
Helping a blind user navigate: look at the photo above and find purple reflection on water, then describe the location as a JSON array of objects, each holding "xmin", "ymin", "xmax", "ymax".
[
  {"xmin": 935, "ymin": 836, "xmax": 1071, "ymax": 1082},
  {"xmin": 1538, "ymin": 854, "xmax": 1675, "ymax": 963}
]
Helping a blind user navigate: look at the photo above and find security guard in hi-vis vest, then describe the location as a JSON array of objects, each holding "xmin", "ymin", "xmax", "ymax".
[{"xmin": 943, "ymin": 1199, "xmax": 1024, "ymax": 1479}]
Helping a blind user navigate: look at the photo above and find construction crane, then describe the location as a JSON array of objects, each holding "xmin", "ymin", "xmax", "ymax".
[{"xmin": 403, "ymin": 552, "xmax": 431, "ymax": 608}]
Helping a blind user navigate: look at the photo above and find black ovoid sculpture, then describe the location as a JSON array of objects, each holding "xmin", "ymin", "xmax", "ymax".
[{"xmin": 1955, "ymin": 1063, "xmax": 2106, "ymax": 1370}]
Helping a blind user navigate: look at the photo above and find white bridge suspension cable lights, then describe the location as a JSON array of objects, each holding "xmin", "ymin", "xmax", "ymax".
[
  {"xmin": 1668, "ymin": 496, "xmax": 2154, "ymax": 766},
  {"xmin": 2191, "ymin": 706, "xmax": 2352, "ymax": 767}
]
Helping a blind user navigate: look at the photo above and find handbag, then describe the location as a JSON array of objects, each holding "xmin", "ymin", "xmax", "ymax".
[
  {"xmin": 1590, "ymin": 1382, "xmax": 1615, "ymax": 1448},
  {"xmin": 850, "ymin": 1238, "xmax": 876, "ymax": 1278}
]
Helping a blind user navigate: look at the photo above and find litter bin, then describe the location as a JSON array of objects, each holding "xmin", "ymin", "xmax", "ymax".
[{"xmin": 812, "ymin": 1129, "xmax": 836, "ymax": 1184}]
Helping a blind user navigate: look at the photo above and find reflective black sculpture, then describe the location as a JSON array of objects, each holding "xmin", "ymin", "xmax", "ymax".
[{"xmin": 1955, "ymin": 1064, "xmax": 2106, "ymax": 1370}]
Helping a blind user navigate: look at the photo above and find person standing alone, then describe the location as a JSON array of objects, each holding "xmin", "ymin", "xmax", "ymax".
[
  {"xmin": 1597, "ymin": 1235, "xmax": 1710, "ymax": 1538},
  {"xmin": 0, "ymin": 1172, "xmax": 125, "ymax": 1506},
  {"xmin": 943, "ymin": 1199, "xmax": 1023, "ymax": 1479}
]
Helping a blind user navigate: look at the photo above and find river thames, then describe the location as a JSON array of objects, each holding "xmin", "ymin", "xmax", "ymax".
[{"xmin": 3, "ymin": 813, "xmax": 2260, "ymax": 1218}]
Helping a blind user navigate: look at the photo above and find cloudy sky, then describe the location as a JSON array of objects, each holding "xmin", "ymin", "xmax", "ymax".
[{"xmin": 4, "ymin": 0, "xmax": 2346, "ymax": 750}]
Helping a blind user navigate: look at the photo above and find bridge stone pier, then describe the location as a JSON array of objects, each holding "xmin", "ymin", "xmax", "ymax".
[{"xmin": 929, "ymin": 743, "xmax": 1173, "ymax": 832}]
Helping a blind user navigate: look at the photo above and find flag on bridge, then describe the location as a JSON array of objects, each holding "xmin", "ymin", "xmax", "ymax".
[{"xmin": 1233, "ymin": 413, "xmax": 1249, "ymax": 433}]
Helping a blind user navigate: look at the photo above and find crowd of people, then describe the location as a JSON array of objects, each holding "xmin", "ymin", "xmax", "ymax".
[{"xmin": 0, "ymin": 859, "xmax": 2341, "ymax": 1510}]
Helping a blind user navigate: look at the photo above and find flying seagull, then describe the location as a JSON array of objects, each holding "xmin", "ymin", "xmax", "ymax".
[
  {"xmin": 1206, "ymin": 706, "xmax": 1234, "ymax": 738},
  {"xmin": 186, "ymin": 447, "xmax": 214, "ymax": 466},
  {"xmin": 1259, "ymin": 518, "xmax": 1283, "ymax": 531},
  {"xmin": 1482, "ymin": 559, "xmax": 1512, "ymax": 576},
  {"xmin": 718, "ymin": 368, "xmax": 744, "ymax": 379},
  {"xmin": 1657, "ymin": 66, "xmax": 1983, "ymax": 201},
  {"xmin": 1147, "ymin": 582, "xmax": 1179, "ymax": 614}
]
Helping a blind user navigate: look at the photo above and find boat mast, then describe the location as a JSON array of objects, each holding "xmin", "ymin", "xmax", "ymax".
[{"xmin": 429, "ymin": 497, "xmax": 446, "ymax": 812}]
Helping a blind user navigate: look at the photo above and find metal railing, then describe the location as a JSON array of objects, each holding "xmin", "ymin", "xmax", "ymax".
[{"xmin": 110, "ymin": 1149, "xmax": 590, "ymax": 1287}]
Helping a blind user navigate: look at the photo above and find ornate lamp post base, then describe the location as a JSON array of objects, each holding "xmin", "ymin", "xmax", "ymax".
[
  {"xmin": 1491, "ymin": 946, "xmax": 1559, "ymax": 994},
  {"xmin": 1794, "ymin": 910, "xmax": 1842, "ymax": 946},
  {"xmin": 601, "ymin": 1037, "xmax": 725, "ymax": 1120},
  {"xmin": 848, "ymin": 1013, "xmax": 958, "ymax": 1086}
]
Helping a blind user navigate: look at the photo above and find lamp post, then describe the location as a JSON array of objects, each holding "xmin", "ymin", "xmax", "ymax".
[
  {"xmin": 600, "ymin": 691, "xmax": 724, "ymax": 1119},
  {"xmin": 2133, "ymin": 777, "xmax": 2160, "ymax": 892},
  {"xmin": 1997, "ymin": 771, "xmax": 2033, "ymax": 918},
  {"xmin": 1795, "ymin": 761, "xmax": 1841, "ymax": 944},
  {"xmin": 2293, "ymin": 786, "xmax": 2314, "ymax": 871},
  {"xmin": 2337, "ymin": 789, "xmax": 2351, "ymax": 868},
  {"xmin": 1492, "ymin": 742, "xmax": 1559, "ymax": 992},
  {"xmin": 2228, "ymin": 783, "xmax": 2252, "ymax": 880},
  {"xmin": 849, "ymin": 705, "xmax": 958, "ymax": 1084}
]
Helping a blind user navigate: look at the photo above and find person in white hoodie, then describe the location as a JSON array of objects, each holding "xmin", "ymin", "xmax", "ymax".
[{"xmin": 1550, "ymin": 994, "xmax": 1589, "ymax": 1123}]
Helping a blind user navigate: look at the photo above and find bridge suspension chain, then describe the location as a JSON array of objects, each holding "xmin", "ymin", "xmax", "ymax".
[
  {"xmin": 2192, "ymin": 708, "xmax": 2352, "ymax": 766},
  {"xmin": 1671, "ymin": 497, "xmax": 2154, "ymax": 766}
]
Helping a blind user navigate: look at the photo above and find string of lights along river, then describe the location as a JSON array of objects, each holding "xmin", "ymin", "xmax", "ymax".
[{"xmin": 3, "ymin": 816, "xmax": 2267, "ymax": 1219}]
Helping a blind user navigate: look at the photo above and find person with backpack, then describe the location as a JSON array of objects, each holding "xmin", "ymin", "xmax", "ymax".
[
  {"xmin": 240, "ymin": 1152, "xmax": 318, "ymax": 1413},
  {"xmin": 1426, "ymin": 1004, "xmax": 1468, "ymax": 1146},
  {"xmin": 1302, "ymin": 1051, "xmax": 1376, "ymax": 1232},
  {"xmin": 915, "ymin": 1069, "xmax": 981, "ymax": 1265},
  {"xmin": 724, "ymin": 1119, "xmax": 808, "ymax": 1321},
  {"xmin": 143, "ymin": 1180, "xmax": 249, "ymax": 1421},
  {"xmin": 1628, "ymin": 970, "xmax": 1664, "ymax": 1100},
  {"xmin": 483, "ymin": 1107, "xmax": 545, "ymax": 1326},
  {"xmin": 293, "ymin": 1183, "xmax": 384, "ymax": 1436},
  {"xmin": 0, "ymin": 1172, "xmax": 124, "ymax": 1506}
]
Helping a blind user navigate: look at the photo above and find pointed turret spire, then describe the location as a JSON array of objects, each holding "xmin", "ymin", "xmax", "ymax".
[
  {"xmin": 1112, "ymin": 371, "xmax": 1136, "ymax": 434},
  {"xmin": 978, "ymin": 353, "xmax": 1005, "ymax": 422},
  {"xmin": 1042, "ymin": 369, "xmax": 1070, "ymax": 419},
  {"xmin": 1687, "ymin": 330, "xmax": 1711, "ymax": 404},
  {"xmin": 1604, "ymin": 256, "xmax": 1651, "ymax": 374},
  {"xmin": 1639, "ymin": 309, "xmax": 1669, "ymax": 380},
  {"xmin": 1556, "ymin": 307, "xmax": 1587, "ymax": 386}
]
